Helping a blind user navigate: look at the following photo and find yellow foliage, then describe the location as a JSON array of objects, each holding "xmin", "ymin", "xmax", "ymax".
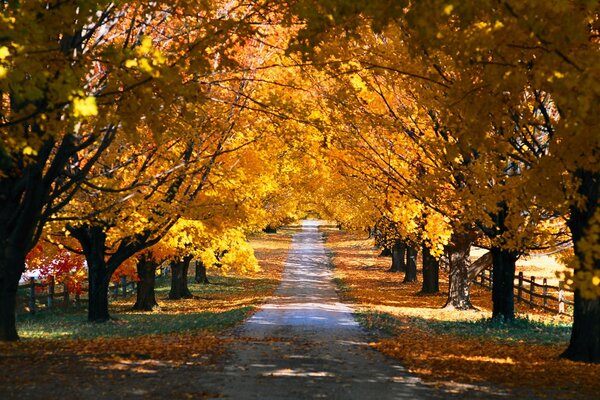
[{"xmin": 70, "ymin": 96, "xmax": 98, "ymax": 118}]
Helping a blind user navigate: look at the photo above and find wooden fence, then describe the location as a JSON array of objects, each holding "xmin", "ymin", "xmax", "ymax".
[
  {"xmin": 474, "ymin": 269, "xmax": 574, "ymax": 315},
  {"xmin": 17, "ymin": 276, "xmax": 137, "ymax": 315}
]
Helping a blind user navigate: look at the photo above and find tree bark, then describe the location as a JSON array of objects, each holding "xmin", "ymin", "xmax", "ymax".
[
  {"xmin": 0, "ymin": 249, "xmax": 25, "ymax": 340},
  {"xmin": 69, "ymin": 225, "xmax": 112, "ymax": 322},
  {"xmin": 389, "ymin": 240, "xmax": 406, "ymax": 272},
  {"xmin": 195, "ymin": 260, "xmax": 210, "ymax": 284},
  {"xmin": 379, "ymin": 247, "xmax": 392, "ymax": 257},
  {"xmin": 169, "ymin": 255, "xmax": 193, "ymax": 299},
  {"xmin": 444, "ymin": 232, "xmax": 474, "ymax": 310},
  {"xmin": 403, "ymin": 246, "xmax": 418, "ymax": 283},
  {"xmin": 0, "ymin": 136, "xmax": 78, "ymax": 339},
  {"xmin": 491, "ymin": 246, "xmax": 518, "ymax": 321},
  {"xmin": 133, "ymin": 253, "xmax": 159, "ymax": 311},
  {"xmin": 88, "ymin": 268, "xmax": 111, "ymax": 322},
  {"xmin": 562, "ymin": 169, "xmax": 600, "ymax": 362},
  {"xmin": 421, "ymin": 244, "xmax": 439, "ymax": 294}
]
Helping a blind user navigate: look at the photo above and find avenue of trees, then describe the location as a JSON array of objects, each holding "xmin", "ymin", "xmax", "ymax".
[{"xmin": 2, "ymin": 1, "xmax": 600, "ymax": 363}]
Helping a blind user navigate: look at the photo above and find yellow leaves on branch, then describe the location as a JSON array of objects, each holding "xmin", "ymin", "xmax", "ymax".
[
  {"xmin": 422, "ymin": 213, "xmax": 452, "ymax": 259},
  {"xmin": 154, "ymin": 220, "xmax": 260, "ymax": 276},
  {"xmin": 199, "ymin": 228, "xmax": 260, "ymax": 275},
  {"xmin": 0, "ymin": 45, "xmax": 9, "ymax": 79},
  {"xmin": 124, "ymin": 36, "xmax": 166, "ymax": 77},
  {"xmin": 70, "ymin": 94, "xmax": 98, "ymax": 118}
]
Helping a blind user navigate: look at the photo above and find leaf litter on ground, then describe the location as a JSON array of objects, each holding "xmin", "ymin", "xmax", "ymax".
[{"xmin": 323, "ymin": 228, "xmax": 600, "ymax": 400}]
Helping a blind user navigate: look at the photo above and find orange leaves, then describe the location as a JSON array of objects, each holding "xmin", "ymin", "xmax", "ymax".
[
  {"xmin": 374, "ymin": 328, "xmax": 600, "ymax": 399},
  {"xmin": 326, "ymin": 228, "xmax": 598, "ymax": 398}
]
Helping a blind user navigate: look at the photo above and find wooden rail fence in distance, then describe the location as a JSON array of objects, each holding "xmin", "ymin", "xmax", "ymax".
[
  {"xmin": 17, "ymin": 276, "xmax": 137, "ymax": 315},
  {"xmin": 474, "ymin": 269, "xmax": 574, "ymax": 315}
]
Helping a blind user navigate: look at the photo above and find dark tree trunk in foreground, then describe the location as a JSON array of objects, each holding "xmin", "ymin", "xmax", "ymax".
[
  {"xmin": 0, "ymin": 133, "xmax": 105, "ymax": 339},
  {"xmin": 421, "ymin": 244, "xmax": 439, "ymax": 294},
  {"xmin": 389, "ymin": 240, "xmax": 406, "ymax": 273},
  {"xmin": 169, "ymin": 255, "xmax": 193, "ymax": 300},
  {"xmin": 444, "ymin": 232, "xmax": 473, "ymax": 310},
  {"xmin": 133, "ymin": 253, "xmax": 159, "ymax": 311},
  {"xmin": 562, "ymin": 169, "xmax": 600, "ymax": 362},
  {"xmin": 403, "ymin": 246, "xmax": 418, "ymax": 283},
  {"xmin": 195, "ymin": 260, "xmax": 210, "ymax": 284},
  {"xmin": 491, "ymin": 246, "xmax": 518, "ymax": 322},
  {"xmin": 0, "ymin": 249, "xmax": 25, "ymax": 340}
]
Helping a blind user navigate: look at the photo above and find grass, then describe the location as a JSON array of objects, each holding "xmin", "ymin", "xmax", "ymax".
[
  {"xmin": 13, "ymin": 229, "xmax": 292, "ymax": 341},
  {"xmin": 16, "ymin": 306, "xmax": 253, "ymax": 340},
  {"xmin": 323, "ymin": 228, "xmax": 600, "ymax": 399},
  {"xmin": 1, "ymin": 228, "xmax": 294, "ymax": 400},
  {"xmin": 354, "ymin": 309, "xmax": 571, "ymax": 345},
  {"xmin": 15, "ymin": 272, "xmax": 284, "ymax": 340}
]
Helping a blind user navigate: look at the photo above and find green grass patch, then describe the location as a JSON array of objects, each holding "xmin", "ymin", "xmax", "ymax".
[
  {"xmin": 354, "ymin": 310, "xmax": 403, "ymax": 335},
  {"xmin": 16, "ymin": 306, "xmax": 253, "ymax": 340},
  {"xmin": 354, "ymin": 310, "xmax": 571, "ymax": 345},
  {"xmin": 15, "ymin": 273, "xmax": 273, "ymax": 340},
  {"xmin": 332, "ymin": 277, "xmax": 355, "ymax": 301},
  {"xmin": 413, "ymin": 316, "xmax": 571, "ymax": 345}
]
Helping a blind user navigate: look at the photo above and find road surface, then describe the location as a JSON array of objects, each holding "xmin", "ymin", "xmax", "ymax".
[{"xmin": 204, "ymin": 220, "xmax": 505, "ymax": 399}]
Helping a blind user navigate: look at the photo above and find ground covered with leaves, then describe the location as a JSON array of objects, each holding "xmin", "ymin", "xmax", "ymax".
[
  {"xmin": 324, "ymin": 228, "xmax": 600, "ymax": 399},
  {"xmin": 0, "ymin": 231, "xmax": 291, "ymax": 399}
]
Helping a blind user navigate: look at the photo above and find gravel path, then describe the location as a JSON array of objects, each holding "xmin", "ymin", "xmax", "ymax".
[{"xmin": 204, "ymin": 220, "xmax": 506, "ymax": 399}]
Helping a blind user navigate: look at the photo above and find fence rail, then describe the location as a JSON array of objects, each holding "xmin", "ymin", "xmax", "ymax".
[
  {"xmin": 17, "ymin": 276, "xmax": 137, "ymax": 315},
  {"xmin": 474, "ymin": 269, "xmax": 574, "ymax": 315}
]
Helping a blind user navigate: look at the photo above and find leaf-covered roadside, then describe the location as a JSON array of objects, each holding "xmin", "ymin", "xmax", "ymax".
[
  {"xmin": 0, "ymin": 232, "xmax": 290, "ymax": 399},
  {"xmin": 325, "ymin": 229, "xmax": 600, "ymax": 399}
]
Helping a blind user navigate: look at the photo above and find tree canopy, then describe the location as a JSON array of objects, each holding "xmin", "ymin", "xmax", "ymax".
[{"xmin": 2, "ymin": 0, "xmax": 600, "ymax": 362}]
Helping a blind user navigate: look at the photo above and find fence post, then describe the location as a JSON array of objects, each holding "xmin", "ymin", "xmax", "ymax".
[
  {"xmin": 29, "ymin": 277, "xmax": 36, "ymax": 314},
  {"xmin": 530, "ymin": 276, "xmax": 535, "ymax": 307},
  {"xmin": 47, "ymin": 276, "xmax": 55, "ymax": 309},
  {"xmin": 63, "ymin": 283, "xmax": 69, "ymax": 309},
  {"xmin": 517, "ymin": 272, "xmax": 523, "ymax": 303},
  {"xmin": 121, "ymin": 276, "xmax": 127, "ymax": 297},
  {"xmin": 543, "ymin": 278, "xmax": 548, "ymax": 308},
  {"xmin": 558, "ymin": 284, "xmax": 565, "ymax": 314}
]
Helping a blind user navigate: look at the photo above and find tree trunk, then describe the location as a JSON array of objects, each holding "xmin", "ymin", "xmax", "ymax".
[
  {"xmin": 195, "ymin": 260, "xmax": 210, "ymax": 284},
  {"xmin": 491, "ymin": 246, "xmax": 518, "ymax": 321},
  {"xmin": 444, "ymin": 232, "xmax": 473, "ymax": 310},
  {"xmin": 133, "ymin": 253, "xmax": 159, "ymax": 311},
  {"xmin": 421, "ymin": 244, "xmax": 439, "ymax": 294},
  {"xmin": 403, "ymin": 246, "xmax": 418, "ymax": 283},
  {"xmin": 169, "ymin": 255, "xmax": 193, "ymax": 299},
  {"xmin": 562, "ymin": 169, "xmax": 600, "ymax": 362},
  {"xmin": 0, "ymin": 249, "xmax": 25, "ymax": 340},
  {"xmin": 263, "ymin": 225, "xmax": 277, "ymax": 234},
  {"xmin": 72, "ymin": 225, "xmax": 112, "ymax": 322},
  {"xmin": 379, "ymin": 247, "xmax": 392, "ymax": 257},
  {"xmin": 389, "ymin": 240, "xmax": 406, "ymax": 272},
  {"xmin": 88, "ymin": 268, "xmax": 111, "ymax": 322}
]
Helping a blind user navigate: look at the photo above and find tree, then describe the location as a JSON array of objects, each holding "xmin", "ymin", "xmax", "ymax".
[
  {"xmin": 0, "ymin": 1, "xmax": 137, "ymax": 339},
  {"xmin": 133, "ymin": 251, "xmax": 160, "ymax": 311},
  {"xmin": 291, "ymin": 0, "xmax": 600, "ymax": 360}
]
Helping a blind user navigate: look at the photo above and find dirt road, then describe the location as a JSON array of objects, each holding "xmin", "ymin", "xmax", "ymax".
[{"xmin": 204, "ymin": 220, "xmax": 504, "ymax": 399}]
